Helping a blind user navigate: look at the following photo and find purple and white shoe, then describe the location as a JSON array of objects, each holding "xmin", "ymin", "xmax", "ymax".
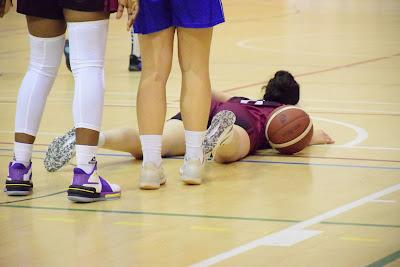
[
  {"xmin": 5, "ymin": 162, "xmax": 33, "ymax": 196},
  {"xmin": 67, "ymin": 162, "xmax": 121, "ymax": 203}
]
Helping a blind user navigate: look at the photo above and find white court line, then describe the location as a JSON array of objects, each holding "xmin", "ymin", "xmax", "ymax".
[
  {"xmin": 307, "ymin": 107, "xmax": 400, "ymax": 116},
  {"xmin": 312, "ymin": 117, "xmax": 368, "ymax": 147},
  {"xmin": 331, "ymin": 145, "xmax": 400, "ymax": 151},
  {"xmin": 304, "ymin": 99, "xmax": 400, "ymax": 106},
  {"xmin": 190, "ymin": 183, "xmax": 400, "ymax": 267},
  {"xmin": 371, "ymin": 199, "xmax": 397, "ymax": 203}
]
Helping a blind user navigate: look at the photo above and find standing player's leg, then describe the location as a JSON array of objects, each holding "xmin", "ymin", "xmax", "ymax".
[
  {"xmin": 177, "ymin": 27, "xmax": 213, "ymax": 185},
  {"xmin": 6, "ymin": 15, "xmax": 66, "ymax": 196},
  {"xmin": 129, "ymin": 28, "xmax": 142, "ymax": 71},
  {"xmin": 136, "ymin": 27, "xmax": 175, "ymax": 189},
  {"xmin": 62, "ymin": 8, "xmax": 120, "ymax": 202}
]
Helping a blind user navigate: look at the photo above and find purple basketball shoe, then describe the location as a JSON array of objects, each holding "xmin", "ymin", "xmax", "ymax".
[
  {"xmin": 67, "ymin": 162, "xmax": 121, "ymax": 203},
  {"xmin": 5, "ymin": 162, "xmax": 33, "ymax": 196}
]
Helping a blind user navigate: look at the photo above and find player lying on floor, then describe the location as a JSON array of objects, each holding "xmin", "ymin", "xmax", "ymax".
[{"xmin": 44, "ymin": 71, "xmax": 334, "ymax": 184}]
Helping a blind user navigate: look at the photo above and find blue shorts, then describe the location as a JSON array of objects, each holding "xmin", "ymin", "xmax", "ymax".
[{"xmin": 134, "ymin": 0, "xmax": 225, "ymax": 34}]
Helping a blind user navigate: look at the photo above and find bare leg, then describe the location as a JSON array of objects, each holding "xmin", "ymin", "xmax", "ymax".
[
  {"xmin": 213, "ymin": 125, "xmax": 251, "ymax": 163},
  {"xmin": 101, "ymin": 119, "xmax": 186, "ymax": 159},
  {"xmin": 177, "ymin": 27, "xmax": 212, "ymax": 132},
  {"xmin": 137, "ymin": 27, "xmax": 175, "ymax": 134}
]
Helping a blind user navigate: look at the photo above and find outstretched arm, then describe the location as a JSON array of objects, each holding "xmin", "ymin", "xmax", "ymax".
[{"xmin": 309, "ymin": 129, "xmax": 334, "ymax": 146}]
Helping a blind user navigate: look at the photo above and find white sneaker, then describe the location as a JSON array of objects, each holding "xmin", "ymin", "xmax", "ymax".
[
  {"xmin": 139, "ymin": 162, "xmax": 166, "ymax": 190},
  {"xmin": 180, "ymin": 158, "xmax": 205, "ymax": 185}
]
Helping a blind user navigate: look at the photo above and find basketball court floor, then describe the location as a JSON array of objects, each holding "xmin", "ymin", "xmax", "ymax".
[{"xmin": 0, "ymin": 0, "xmax": 399, "ymax": 266}]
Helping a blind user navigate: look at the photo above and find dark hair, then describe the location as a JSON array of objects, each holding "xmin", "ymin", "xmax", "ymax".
[{"xmin": 262, "ymin": 70, "xmax": 300, "ymax": 105}]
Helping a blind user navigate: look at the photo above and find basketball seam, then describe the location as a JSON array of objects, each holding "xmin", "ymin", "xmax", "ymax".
[
  {"xmin": 266, "ymin": 106, "xmax": 305, "ymax": 134},
  {"xmin": 269, "ymin": 122, "xmax": 313, "ymax": 148}
]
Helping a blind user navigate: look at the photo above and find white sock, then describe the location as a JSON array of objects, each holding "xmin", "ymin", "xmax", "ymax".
[
  {"xmin": 184, "ymin": 130, "xmax": 206, "ymax": 162},
  {"xmin": 76, "ymin": 145, "xmax": 98, "ymax": 173},
  {"xmin": 98, "ymin": 132, "xmax": 106, "ymax": 147},
  {"xmin": 13, "ymin": 142, "xmax": 33, "ymax": 167},
  {"xmin": 131, "ymin": 30, "xmax": 140, "ymax": 57},
  {"xmin": 140, "ymin": 135, "xmax": 162, "ymax": 167}
]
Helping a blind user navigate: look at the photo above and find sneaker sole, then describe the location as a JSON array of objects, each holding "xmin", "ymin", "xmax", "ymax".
[
  {"xmin": 203, "ymin": 110, "xmax": 236, "ymax": 157},
  {"xmin": 44, "ymin": 129, "xmax": 76, "ymax": 172},
  {"xmin": 5, "ymin": 181, "xmax": 33, "ymax": 196},
  {"xmin": 67, "ymin": 185, "xmax": 121, "ymax": 202},
  {"xmin": 5, "ymin": 190, "xmax": 32, "ymax": 196},
  {"xmin": 67, "ymin": 194, "xmax": 121, "ymax": 203},
  {"xmin": 181, "ymin": 177, "xmax": 202, "ymax": 185},
  {"xmin": 139, "ymin": 177, "xmax": 166, "ymax": 190}
]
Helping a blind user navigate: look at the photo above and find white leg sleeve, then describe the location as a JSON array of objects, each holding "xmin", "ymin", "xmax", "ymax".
[
  {"xmin": 68, "ymin": 19, "xmax": 109, "ymax": 132},
  {"xmin": 132, "ymin": 29, "xmax": 140, "ymax": 57},
  {"xmin": 14, "ymin": 34, "xmax": 65, "ymax": 136}
]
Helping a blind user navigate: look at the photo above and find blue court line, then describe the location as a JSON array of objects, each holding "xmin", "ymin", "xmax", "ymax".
[{"xmin": 1, "ymin": 148, "xmax": 400, "ymax": 171}]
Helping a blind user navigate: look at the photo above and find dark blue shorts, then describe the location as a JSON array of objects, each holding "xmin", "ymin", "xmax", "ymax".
[
  {"xmin": 17, "ymin": 0, "xmax": 113, "ymax": 20},
  {"xmin": 134, "ymin": 0, "xmax": 225, "ymax": 34}
]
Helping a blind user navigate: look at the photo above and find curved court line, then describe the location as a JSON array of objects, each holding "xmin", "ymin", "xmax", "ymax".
[{"xmin": 311, "ymin": 116, "xmax": 368, "ymax": 147}]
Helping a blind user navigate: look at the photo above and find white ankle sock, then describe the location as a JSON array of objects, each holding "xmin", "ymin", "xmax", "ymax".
[
  {"xmin": 76, "ymin": 145, "xmax": 98, "ymax": 173},
  {"xmin": 98, "ymin": 132, "xmax": 106, "ymax": 147},
  {"xmin": 140, "ymin": 135, "xmax": 162, "ymax": 167},
  {"xmin": 184, "ymin": 130, "xmax": 206, "ymax": 161},
  {"xmin": 13, "ymin": 142, "xmax": 33, "ymax": 167}
]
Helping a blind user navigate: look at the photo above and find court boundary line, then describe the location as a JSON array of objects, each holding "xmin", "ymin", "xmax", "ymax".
[
  {"xmin": 0, "ymin": 204, "xmax": 399, "ymax": 230},
  {"xmin": 189, "ymin": 183, "xmax": 400, "ymax": 267}
]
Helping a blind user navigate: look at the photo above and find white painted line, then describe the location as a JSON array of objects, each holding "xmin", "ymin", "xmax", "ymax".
[
  {"xmin": 304, "ymin": 99, "xmax": 400, "ymax": 106},
  {"xmin": 307, "ymin": 107, "xmax": 400, "ymax": 116},
  {"xmin": 371, "ymin": 199, "xmax": 397, "ymax": 203},
  {"xmin": 262, "ymin": 230, "xmax": 322, "ymax": 247},
  {"xmin": 190, "ymin": 184, "xmax": 400, "ymax": 267},
  {"xmin": 312, "ymin": 116, "xmax": 368, "ymax": 147},
  {"xmin": 330, "ymin": 145, "xmax": 400, "ymax": 151}
]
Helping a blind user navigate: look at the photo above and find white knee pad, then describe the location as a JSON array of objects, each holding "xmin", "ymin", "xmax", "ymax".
[
  {"xmin": 68, "ymin": 19, "xmax": 109, "ymax": 132},
  {"xmin": 15, "ymin": 34, "xmax": 65, "ymax": 136}
]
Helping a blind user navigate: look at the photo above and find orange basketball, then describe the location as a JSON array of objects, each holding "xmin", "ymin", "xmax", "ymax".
[{"xmin": 265, "ymin": 105, "xmax": 313, "ymax": 154}]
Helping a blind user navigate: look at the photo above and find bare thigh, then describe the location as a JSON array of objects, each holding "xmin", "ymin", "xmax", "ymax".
[{"xmin": 162, "ymin": 119, "xmax": 186, "ymax": 157}]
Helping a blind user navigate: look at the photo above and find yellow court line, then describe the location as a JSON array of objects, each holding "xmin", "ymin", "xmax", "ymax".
[
  {"xmin": 41, "ymin": 217, "xmax": 76, "ymax": 223},
  {"xmin": 114, "ymin": 221, "xmax": 152, "ymax": 227},
  {"xmin": 190, "ymin": 226, "xmax": 229, "ymax": 232},
  {"xmin": 340, "ymin": 237, "xmax": 380, "ymax": 243}
]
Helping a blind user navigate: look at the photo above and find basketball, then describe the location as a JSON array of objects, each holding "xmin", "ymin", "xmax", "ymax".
[{"xmin": 265, "ymin": 105, "xmax": 313, "ymax": 154}]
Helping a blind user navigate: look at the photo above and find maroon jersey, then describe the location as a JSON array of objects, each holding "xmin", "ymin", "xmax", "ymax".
[
  {"xmin": 210, "ymin": 97, "xmax": 282, "ymax": 153},
  {"xmin": 170, "ymin": 96, "xmax": 282, "ymax": 153}
]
